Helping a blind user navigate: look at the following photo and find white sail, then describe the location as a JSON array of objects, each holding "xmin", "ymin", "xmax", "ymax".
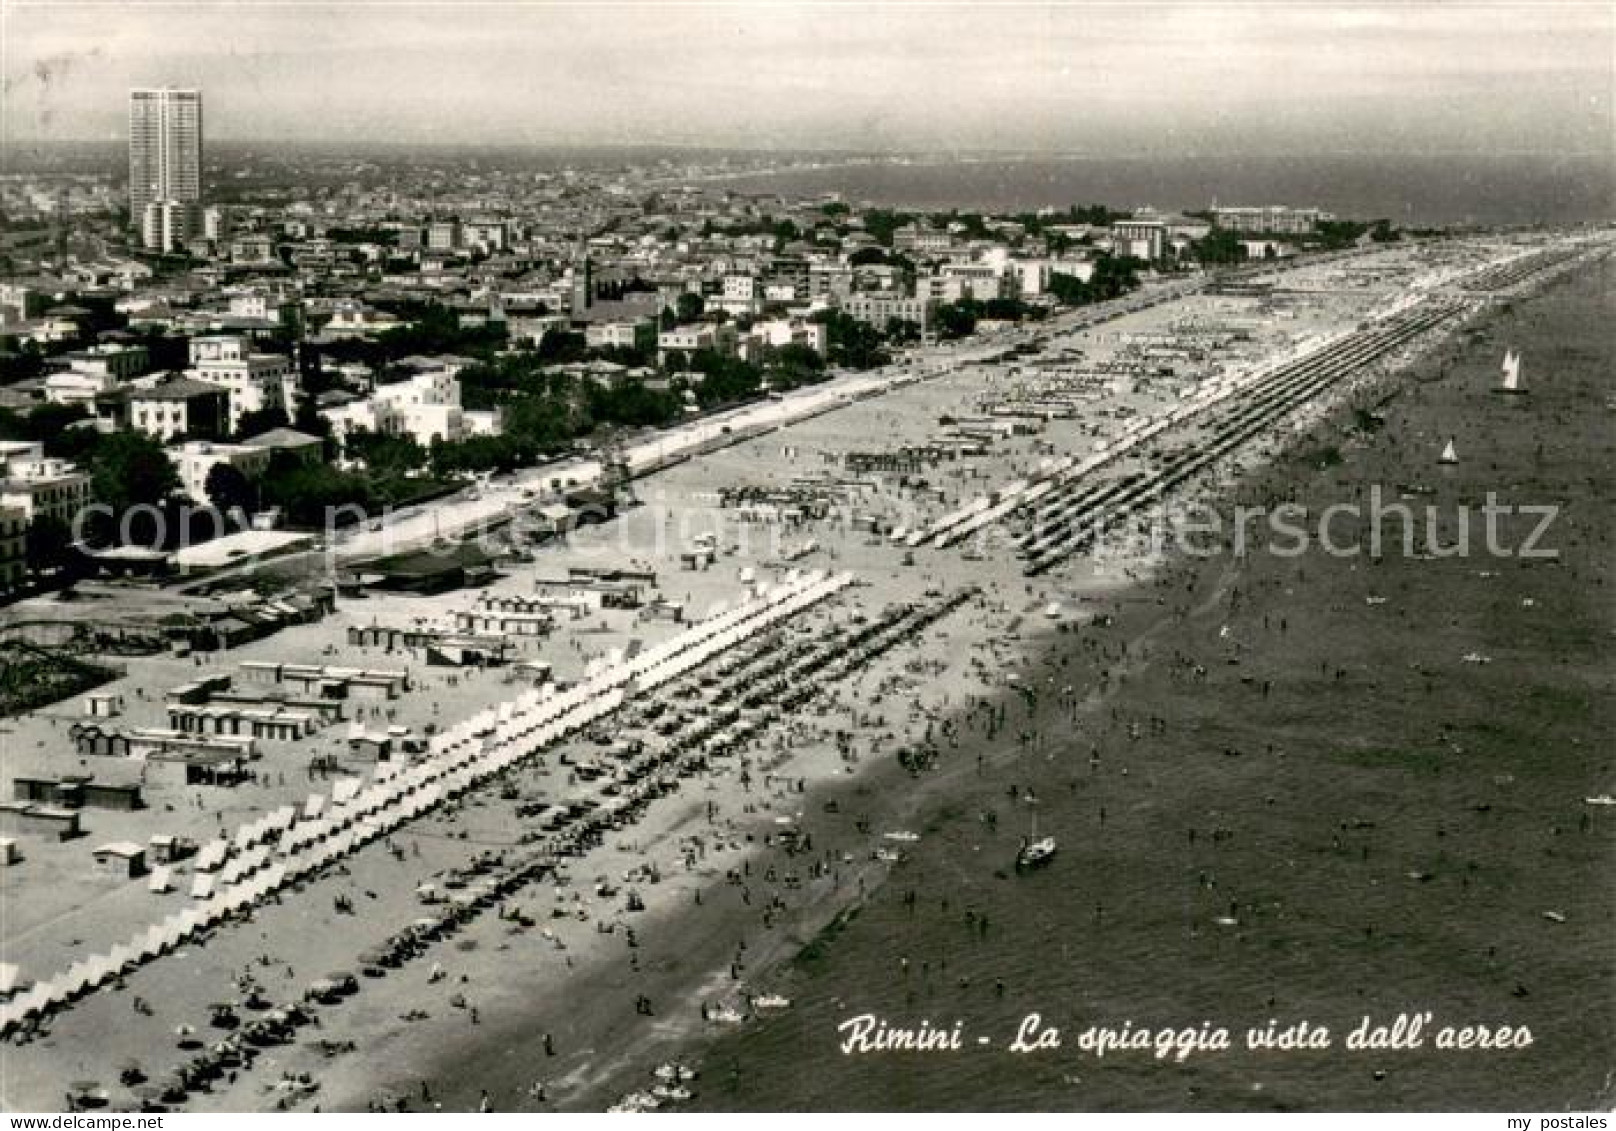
[
  {"xmin": 1501, "ymin": 349, "xmax": 1522, "ymax": 392},
  {"xmin": 1439, "ymin": 438, "xmax": 1459, "ymax": 464}
]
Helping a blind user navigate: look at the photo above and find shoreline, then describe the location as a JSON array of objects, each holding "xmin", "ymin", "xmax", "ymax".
[
  {"xmin": 677, "ymin": 258, "xmax": 1616, "ymax": 1110},
  {"xmin": 357, "ymin": 257, "xmax": 1613, "ymax": 1111}
]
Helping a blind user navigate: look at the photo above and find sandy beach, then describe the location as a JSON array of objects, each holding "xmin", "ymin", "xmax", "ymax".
[{"xmin": 1, "ymin": 233, "xmax": 1606, "ymax": 1113}]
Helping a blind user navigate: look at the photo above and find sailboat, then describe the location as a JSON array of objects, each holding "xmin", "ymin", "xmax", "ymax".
[
  {"xmin": 1498, "ymin": 349, "xmax": 1527, "ymax": 395},
  {"xmin": 1015, "ymin": 795, "xmax": 1057, "ymax": 870},
  {"xmin": 1438, "ymin": 437, "xmax": 1460, "ymax": 465}
]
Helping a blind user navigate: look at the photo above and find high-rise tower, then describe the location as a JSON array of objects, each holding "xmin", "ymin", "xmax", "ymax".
[{"xmin": 128, "ymin": 88, "xmax": 203, "ymax": 249}]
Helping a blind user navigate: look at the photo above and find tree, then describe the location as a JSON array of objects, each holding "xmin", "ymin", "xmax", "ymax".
[
  {"xmin": 89, "ymin": 431, "xmax": 180, "ymax": 514},
  {"xmin": 344, "ymin": 429, "xmax": 426, "ymax": 474},
  {"xmin": 1049, "ymin": 254, "xmax": 1141, "ymax": 307},
  {"xmin": 763, "ymin": 343, "xmax": 828, "ymax": 393},
  {"xmin": 587, "ymin": 379, "xmax": 682, "ymax": 429},
  {"xmin": 534, "ymin": 330, "xmax": 588, "ymax": 365},
  {"xmin": 24, "ymin": 515, "xmax": 76, "ymax": 576},
  {"xmin": 204, "ymin": 462, "xmax": 257, "ymax": 516},
  {"xmin": 133, "ymin": 330, "xmax": 189, "ymax": 372},
  {"xmin": 814, "ymin": 310, "xmax": 890, "ymax": 370},
  {"xmin": 259, "ymin": 450, "xmax": 375, "ymax": 529},
  {"xmin": 234, "ymin": 405, "xmax": 291, "ymax": 440},
  {"xmin": 1193, "ymin": 227, "xmax": 1246, "ymax": 265},
  {"xmin": 935, "ymin": 301, "xmax": 980, "ymax": 340},
  {"xmin": 0, "ymin": 402, "xmax": 89, "ymax": 455},
  {"xmin": 861, "ymin": 209, "xmax": 914, "ymax": 248},
  {"xmin": 0, "ymin": 339, "xmax": 46, "ymax": 383},
  {"xmin": 1312, "ymin": 220, "xmax": 1370, "ymax": 251},
  {"xmin": 687, "ymin": 351, "xmax": 763, "ymax": 408},
  {"xmin": 885, "ymin": 318, "xmax": 922, "ymax": 345},
  {"xmin": 674, "ymin": 292, "xmax": 706, "ymax": 324}
]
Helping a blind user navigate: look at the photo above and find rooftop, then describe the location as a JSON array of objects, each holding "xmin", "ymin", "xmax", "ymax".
[
  {"xmin": 130, "ymin": 377, "xmax": 228, "ymax": 402},
  {"xmin": 240, "ymin": 427, "xmax": 322, "ymax": 450}
]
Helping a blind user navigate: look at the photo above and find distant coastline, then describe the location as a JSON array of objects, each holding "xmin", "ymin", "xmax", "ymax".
[
  {"xmin": 9, "ymin": 143, "xmax": 1610, "ymax": 230},
  {"xmin": 693, "ymin": 151, "xmax": 1616, "ymax": 230}
]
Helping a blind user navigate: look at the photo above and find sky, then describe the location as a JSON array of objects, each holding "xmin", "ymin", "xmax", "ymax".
[{"xmin": 1, "ymin": 1, "xmax": 1611, "ymax": 159}]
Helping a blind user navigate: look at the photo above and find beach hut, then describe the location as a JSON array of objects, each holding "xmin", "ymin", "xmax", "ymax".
[
  {"xmin": 93, "ymin": 842, "xmax": 148, "ymax": 879},
  {"xmin": 190, "ymin": 873, "xmax": 215, "ymax": 900},
  {"xmin": 85, "ymin": 691, "xmax": 125, "ymax": 718},
  {"xmin": 148, "ymin": 865, "xmax": 172, "ymax": 894},
  {"xmin": 0, "ymin": 962, "xmax": 20, "ymax": 996}
]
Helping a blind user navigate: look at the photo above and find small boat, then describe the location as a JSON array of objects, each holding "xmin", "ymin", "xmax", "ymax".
[
  {"xmin": 1016, "ymin": 836, "xmax": 1058, "ymax": 869},
  {"xmin": 652, "ymin": 1062, "xmax": 698, "ymax": 1083},
  {"xmin": 751, "ymin": 993, "xmax": 792, "ymax": 1010},
  {"xmin": 650, "ymin": 1084, "xmax": 693, "ymax": 1102},
  {"xmin": 1438, "ymin": 438, "xmax": 1460, "ymax": 465},
  {"xmin": 1498, "ymin": 349, "xmax": 1527, "ymax": 395},
  {"xmin": 1584, "ymin": 795, "xmax": 1616, "ymax": 807},
  {"xmin": 707, "ymin": 1005, "xmax": 745, "ymax": 1024},
  {"xmin": 882, "ymin": 830, "xmax": 920, "ymax": 843}
]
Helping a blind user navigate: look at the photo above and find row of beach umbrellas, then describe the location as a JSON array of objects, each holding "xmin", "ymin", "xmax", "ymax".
[{"xmin": 0, "ymin": 569, "xmax": 854, "ymax": 1037}]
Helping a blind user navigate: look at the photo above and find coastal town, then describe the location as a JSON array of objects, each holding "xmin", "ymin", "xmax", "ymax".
[{"xmin": 0, "ymin": 82, "xmax": 1612, "ymax": 1114}]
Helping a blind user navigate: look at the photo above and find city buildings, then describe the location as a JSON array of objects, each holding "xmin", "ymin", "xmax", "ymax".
[
  {"xmin": 321, "ymin": 364, "xmax": 469, "ymax": 447},
  {"xmin": 841, "ymin": 294, "xmax": 934, "ymax": 329},
  {"xmin": 1112, "ymin": 219, "xmax": 1168, "ymax": 261},
  {"xmin": 168, "ymin": 439, "xmax": 273, "ymax": 503},
  {"xmin": 124, "ymin": 377, "xmax": 231, "ymax": 442},
  {"xmin": 129, "ymin": 88, "xmax": 203, "ymax": 251},
  {"xmin": 48, "ymin": 344, "xmax": 152, "ymax": 406},
  {"xmin": 187, "ymin": 335, "xmax": 296, "ymax": 431},
  {"xmin": 0, "ymin": 441, "xmax": 92, "ymax": 527},
  {"xmin": 1212, "ymin": 205, "xmax": 1332, "ymax": 235},
  {"xmin": 141, "ymin": 199, "xmax": 199, "ymax": 255},
  {"xmin": 585, "ymin": 320, "xmax": 656, "ymax": 352}
]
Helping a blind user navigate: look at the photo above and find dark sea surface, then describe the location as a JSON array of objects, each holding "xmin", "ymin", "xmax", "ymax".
[
  {"xmin": 708, "ymin": 153, "xmax": 1615, "ymax": 229},
  {"xmin": 682, "ymin": 258, "xmax": 1616, "ymax": 1110}
]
